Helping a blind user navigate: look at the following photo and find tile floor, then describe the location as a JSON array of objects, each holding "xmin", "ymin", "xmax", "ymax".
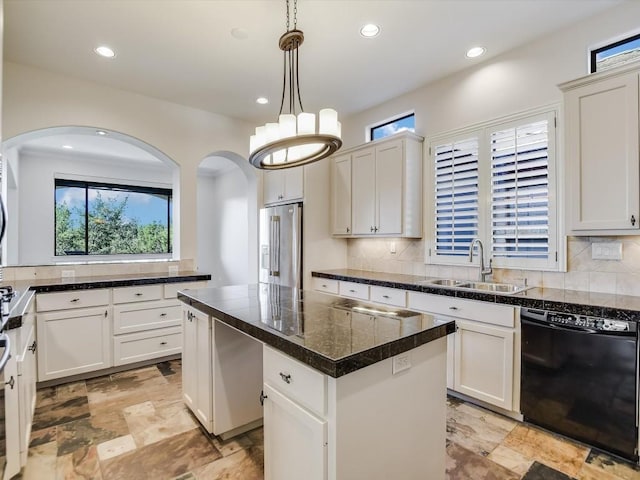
[{"xmin": 14, "ymin": 360, "xmax": 640, "ymax": 480}]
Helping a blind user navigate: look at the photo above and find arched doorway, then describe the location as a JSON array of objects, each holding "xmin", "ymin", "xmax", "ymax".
[{"xmin": 197, "ymin": 151, "xmax": 258, "ymax": 286}]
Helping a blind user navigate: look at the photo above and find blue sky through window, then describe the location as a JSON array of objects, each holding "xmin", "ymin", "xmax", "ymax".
[{"xmin": 371, "ymin": 114, "xmax": 415, "ymax": 141}]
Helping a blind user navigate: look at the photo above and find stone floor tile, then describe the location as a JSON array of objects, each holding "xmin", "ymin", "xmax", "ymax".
[
  {"xmin": 56, "ymin": 409, "xmax": 129, "ymax": 455},
  {"xmin": 100, "ymin": 428, "xmax": 221, "ymax": 480},
  {"xmin": 35, "ymin": 386, "xmax": 57, "ymax": 408},
  {"xmin": 124, "ymin": 399, "xmax": 196, "ymax": 447},
  {"xmin": 96, "ymin": 434, "xmax": 137, "ymax": 461},
  {"xmin": 56, "ymin": 381, "xmax": 88, "ymax": 402},
  {"xmin": 446, "ymin": 441, "xmax": 520, "ymax": 480},
  {"xmin": 29, "ymin": 426, "xmax": 57, "ymax": 448},
  {"xmin": 245, "ymin": 426, "xmax": 264, "ymax": 447},
  {"xmin": 192, "ymin": 446, "xmax": 264, "ymax": 480},
  {"xmin": 55, "ymin": 445, "xmax": 101, "ymax": 480},
  {"xmin": 488, "ymin": 444, "xmax": 535, "ymax": 476},
  {"xmin": 583, "ymin": 450, "xmax": 640, "ymax": 480},
  {"xmin": 32, "ymin": 395, "xmax": 91, "ymax": 431},
  {"xmin": 22, "ymin": 441, "xmax": 57, "ymax": 480},
  {"xmin": 503, "ymin": 424, "xmax": 590, "ymax": 478},
  {"xmin": 522, "ymin": 461, "xmax": 575, "ymax": 480},
  {"xmin": 577, "ymin": 462, "xmax": 627, "ymax": 480}
]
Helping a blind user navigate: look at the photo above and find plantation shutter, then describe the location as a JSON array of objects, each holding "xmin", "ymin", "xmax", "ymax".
[
  {"xmin": 490, "ymin": 119, "xmax": 549, "ymax": 259},
  {"xmin": 434, "ymin": 137, "xmax": 479, "ymax": 257}
]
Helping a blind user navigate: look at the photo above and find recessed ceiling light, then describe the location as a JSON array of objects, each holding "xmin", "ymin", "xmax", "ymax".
[
  {"xmin": 231, "ymin": 28, "xmax": 249, "ymax": 40},
  {"xmin": 466, "ymin": 46, "xmax": 486, "ymax": 58},
  {"xmin": 360, "ymin": 24, "xmax": 380, "ymax": 38},
  {"xmin": 94, "ymin": 45, "xmax": 116, "ymax": 58},
  {"xmin": 256, "ymin": 97, "xmax": 269, "ymax": 105},
  {"xmin": 62, "ymin": 145, "xmax": 73, "ymax": 149},
  {"xmin": 95, "ymin": 130, "xmax": 108, "ymax": 136}
]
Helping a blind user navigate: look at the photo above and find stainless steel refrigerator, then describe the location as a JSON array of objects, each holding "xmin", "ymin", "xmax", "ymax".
[{"xmin": 259, "ymin": 203, "xmax": 302, "ymax": 289}]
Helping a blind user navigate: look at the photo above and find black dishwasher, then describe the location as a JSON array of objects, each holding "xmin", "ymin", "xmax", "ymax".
[{"xmin": 521, "ymin": 308, "xmax": 638, "ymax": 461}]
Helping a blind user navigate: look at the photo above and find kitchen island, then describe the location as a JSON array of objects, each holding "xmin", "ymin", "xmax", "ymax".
[{"xmin": 178, "ymin": 283, "xmax": 455, "ymax": 480}]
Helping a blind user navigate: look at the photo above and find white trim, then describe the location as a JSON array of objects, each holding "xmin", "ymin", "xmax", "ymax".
[{"xmin": 54, "ymin": 172, "xmax": 172, "ymax": 191}]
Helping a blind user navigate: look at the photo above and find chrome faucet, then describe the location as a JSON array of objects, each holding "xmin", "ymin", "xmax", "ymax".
[{"xmin": 468, "ymin": 239, "xmax": 492, "ymax": 282}]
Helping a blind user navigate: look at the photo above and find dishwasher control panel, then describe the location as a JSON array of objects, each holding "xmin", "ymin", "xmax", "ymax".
[{"xmin": 524, "ymin": 308, "xmax": 635, "ymax": 333}]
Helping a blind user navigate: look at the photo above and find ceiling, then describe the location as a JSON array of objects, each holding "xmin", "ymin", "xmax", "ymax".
[{"xmin": 4, "ymin": 0, "xmax": 624, "ymax": 126}]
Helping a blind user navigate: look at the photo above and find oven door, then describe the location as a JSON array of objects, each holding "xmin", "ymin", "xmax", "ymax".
[
  {"xmin": 0, "ymin": 333, "xmax": 11, "ymax": 478},
  {"xmin": 521, "ymin": 318, "xmax": 638, "ymax": 460}
]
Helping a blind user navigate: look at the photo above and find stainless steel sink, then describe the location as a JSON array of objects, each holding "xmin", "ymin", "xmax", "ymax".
[{"xmin": 419, "ymin": 278, "xmax": 530, "ymax": 294}]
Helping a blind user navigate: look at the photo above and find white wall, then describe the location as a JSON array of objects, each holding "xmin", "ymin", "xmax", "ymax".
[
  {"xmin": 16, "ymin": 147, "xmax": 172, "ymax": 265},
  {"xmin": 3, "ymin": 61, "xmax": 256, "ymax": 268},
  {"xmin": 197, "ymin": 166, "xmax": 249, "ymax": 286}
]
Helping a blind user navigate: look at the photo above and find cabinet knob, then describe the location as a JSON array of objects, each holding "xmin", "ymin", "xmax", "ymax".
[
  {"xmin": 279, "ymin": 372, "xmax": 292, "ymax": 384},
  {"xmin": 449, "ymin": 306, "xmax": 458, "ymax": 311},
  {"xmin": 346, "ymin": 227, "xmax": 350, "ymax": 233},
  {"xmin": 5, "ymin": 375, "xmax": 15, "ymax": 390},
  {"xmin": 349, "ymin": 289, "xmax": 357, "ymax": 293},
  {"xmin": 70, "ymin": 298, "xmax": 80, "ymax": 303},
  {"xmin": 28, "ymin": 341, "xmax": 37, "ymax": 354},
  {"xmin": 382, "ymin": 295, "xmax": 390, "ymax": 299},
  {"xmin": 632, "ymin": 215, "xmax": 636, "ymax": 226},
  {"xmin": 322, "ymin": 284, "xmax": 328, "ymax": 288},
  {"xmin": 160, "ymin": 313, "xmax": 168, "ymax": 317},
  {"xmin": 160, "ymin": 341, "xmax": 168, "ymax": 346},
  {"xmin": 370, "ymin": 226, "xmax": 375, "ymax": 232},
  {"xmin": 259, "ymin": 390, "xmax": 268, "ymax": 406},
  {"xmin": 374, "ymin": 226, "xmax": 379, "ymax": 232},
  {"xmin": 135, "ymin": 293, "xmax": 144, "ymax": 297}
]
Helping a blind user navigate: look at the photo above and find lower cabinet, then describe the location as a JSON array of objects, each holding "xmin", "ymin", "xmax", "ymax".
[
  {"xmin": 37, "ymin": 306, "xmax": 112, "ymax": 382},
  {"xmin": 454, "ymin": 319, "xmax": 515, "ymax": 410},
  {"xmin": 263, "ymin": 384, "xmax": 327, "ymax": 480},
  {"xmin": 182, "ymin": 306, "xmax": 263, "ymax": 438}
]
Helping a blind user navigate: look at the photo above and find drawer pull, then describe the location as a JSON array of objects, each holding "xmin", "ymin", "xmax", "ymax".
[
  {"xmin": 28, "ymin": 341, "xmax": 37, "ymax": 354},
  {"xmin": 349, "ymin": 289, "xmax": 357, "ymax": 293},
  {"xmin": 279, "ymin": 372, "xmax": 292, "ymax": 384},
  {"xmin": 449, "ymin": 306, "xmax": 458, "ymax": 311},
  {"xmin": 70, "ymin": 298, "xmax": 80, "ymax": 303},
  {"xmin": 160, "ymin": 313, "xmax": 168, "ymax": 317},
  {"xmin": 322, "ymin": 284, "xmax": 328, "ymax": 288},
  {"xmin": 135, "ymin": 293, "xmax": 144, "ymax": 297},
  {"xmin": 260, "ymin": 390, "xmax": 268, "ymax": 406},
  {"xmin": 382, "ymin": 295, "xmax": 390, "ymax": 299},
  {"xmin": 160, "ymin": 341, "xmax": 168, "ymax": 346},
  {"xmin": 5, "ymin": 375, "xmax": 15, "ymax": 390}
]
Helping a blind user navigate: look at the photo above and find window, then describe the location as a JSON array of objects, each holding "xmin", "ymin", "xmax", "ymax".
[
  {"xmin": 370, "ymin": 113, "xmax": 415, "ymax": 141},
  {"xmin": 55, "ymin": 179, "xmax": 172, "ymax": 257},
  {"xmin": 590, "ymin": 32, "xmax": 640, "ymax": 73},
  {"xmin": 429, "ymin": 109, "xmax": 558, "ymax": 270}
]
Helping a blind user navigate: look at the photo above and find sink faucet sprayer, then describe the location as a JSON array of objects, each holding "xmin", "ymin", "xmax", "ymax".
[{"xmin": 468, "ymin": 239, "xmax": 493, "ymax": 282}]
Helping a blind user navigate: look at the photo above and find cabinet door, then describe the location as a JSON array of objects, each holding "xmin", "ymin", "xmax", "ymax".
[
  {"xmin": 351, "ymin": 147, "xmax": 376, "ymax": 234},
  {"xmin": 264, "ymin": 170, "xmax": 285, "ymax": 205},
  {"xmin": 37, "ymin": 306, "xmax": 112, "ymax": 382},
  {"xmin": 375, "ymin": 140, "xmax": 403, "ymax": 235},
  {"xmin": 566, "ymin": 72, "xmax": 640, "ymax": 231},
  {"xmin": 331, "ymin": 155, "xmax": 352, "ymax": 235},
  {"xmin": 284, "ymin": 166, "xmax": 304, "ymax": 201},
  {"xmin": 18, "ymin": 323, "xmax": 37, "ymax": 467},
  {"xmin": 263, "ymin": 383, "xmax": 327, "ymax": 480},
  {"xmin": 454, "ymin": 319, "xmax": 514, "ymax": 410}
]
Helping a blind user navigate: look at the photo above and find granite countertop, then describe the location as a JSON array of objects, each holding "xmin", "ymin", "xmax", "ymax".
[
  {"xmin": 178, "ymin": 283, "xmax": 455, "ymax": 378},
  {"xmin": 312, "ymin": 269, "xmax": 640, "ymax": 322},
  {"xmin": 2, "ymin": 271, "xmax": 211, "ymax": 330}
]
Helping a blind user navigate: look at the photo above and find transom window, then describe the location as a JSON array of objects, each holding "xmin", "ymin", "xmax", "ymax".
[
  {"xmin": 370, "ymin": 113, "xmax": 415, "ymax": 141},
  {"xmin": 429, "ymin": 109, "xmax": 558, "ymax": 271},
  {"xmin": 54, "ymin": 179, "xmax": 172, "ymax": 257},
  {"xmin": 590, "ymin": 31, "xmax": 640, "ymax": 73}
]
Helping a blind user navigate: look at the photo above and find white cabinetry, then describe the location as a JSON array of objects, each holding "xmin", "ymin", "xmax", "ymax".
[
  {"xmin": 264, "ymin": 167, "xmax": 304, "ymax": 205},
  {"xmin": 332, "ymin": 132, "xmax": 423, "ymax": 238},
  {"xmin": 407, "ymin": 292, "xmax": 519, "ymax": 412},
  {"xmin": 561, "ymin": 65, "xmax": 640, "ymax": 234},
  {"xmin": 182, "ymin": 305, "xmax": 263, "ymax": 438},
  {"xmin": 36, "ymin": 290, "xmax": 111, "ymax": 382},
  {"xmin": 262, "ymin": 341, "xmax": 446, "ymax": 480},
  {"xmin": 331, "ymin": 154, "xmax": 352, "ymax": 235}
]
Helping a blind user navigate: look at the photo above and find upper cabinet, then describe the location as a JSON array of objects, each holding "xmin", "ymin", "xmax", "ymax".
[
  {"xmin": 330, "ymin": 132, "xmax": 423, "ymax": 238},
  {"xmin": 264, "ymin": 167, "xmax": 304, "ymax": 205},
  {"xmin": 561, "ymin": 64, "xmax": 640, "ymax": 234}
]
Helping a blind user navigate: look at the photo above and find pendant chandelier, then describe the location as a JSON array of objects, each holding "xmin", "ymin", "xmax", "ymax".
[{"xmin": 248, "ymin": 0, "xmax": 342, "ymax": 170}]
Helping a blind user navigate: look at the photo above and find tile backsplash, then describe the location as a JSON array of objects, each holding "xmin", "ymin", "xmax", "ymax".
[
  {"xmin": 347, "ymin": 236, "xmax": 640, "ymax": 296},
  {"xmin": 2, "ymin": 259, "xmax": 196, "ymax": 282}
]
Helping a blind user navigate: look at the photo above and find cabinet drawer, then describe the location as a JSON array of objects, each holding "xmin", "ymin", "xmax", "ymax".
[
  {"xmin": 113, "ymin": 326, "xmax": 182, "ymax": 366},
  {"xmin": 36, "ymin": 289, "xmax": 110, "ymax": 312},
  {"xmin": 264, "ymin": 346, "xmax": 327, "ymax": 417},
  {"xmin": 338, "ymin": 281, "xmax": 369, "ymax": 301},
  {"xmin": 407, "ymin": 292, "xmax": 515, "ymax": 328},
  {"xmin": 370, "ymin": 286, "xmax": 406, "ymax": 307},
  {"xmin": 311, "ymin": 277, "xmax": 339, "ymax": 295},
  {"xmin": 113, "ymin": 285, "xmax": 163, "ymax": 304},
  {"xmin": 113, "ymin": 300, "xmax": 182, "ymax": 335},
  {"xmin": 164, "ymin": 281, "xmax": 208, "ymax": 299}
]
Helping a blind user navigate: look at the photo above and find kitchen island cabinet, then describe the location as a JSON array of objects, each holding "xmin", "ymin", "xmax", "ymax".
[{"xmin": 178, "ymin": 284, "xmax": 454, "ymax": 480}]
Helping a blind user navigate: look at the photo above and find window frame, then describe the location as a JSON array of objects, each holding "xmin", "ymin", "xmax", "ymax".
[
  {"xmin": 367, "ymin": 111, "xmax": 415, "ymax": 142},
  {"xmin": 589, "ymin": 29, "xmax": 640, "ymax": 73},
  {"xmin": 426, "ymin": 106, "xmax": 563, "ymax": 272},
  {"xmin": 54, "ymin": 178, "xmax": 173, "ymax": 259}
]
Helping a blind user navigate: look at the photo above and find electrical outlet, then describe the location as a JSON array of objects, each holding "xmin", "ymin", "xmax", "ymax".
[
  {"xmin": 591, "ymin": 242, "xmax": 622, "ymax": 260},
  {"xmin": 392, "ymin": 352, "xmax": 411, "ymax": 374},
  {"xmin": 168, "ymin": 265, "xmax": 179, "ymax": 276},
  {"xmin": 61, "ymin": 270, "xmax": 75, "ymax": 279}
]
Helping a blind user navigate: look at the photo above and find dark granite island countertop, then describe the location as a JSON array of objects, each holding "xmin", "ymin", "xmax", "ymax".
[{"xmin": 178, "ymin": 283, "xmax": 455, "ymax": 378}]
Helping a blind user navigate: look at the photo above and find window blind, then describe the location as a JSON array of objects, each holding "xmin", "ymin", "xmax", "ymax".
[
  {"xmin": 490, "ymin": 120, "xmax": 549, "ymax": 259},
  {"xmin": 434, "ymin": 137, "xmax": 479, "ymax": 256}
]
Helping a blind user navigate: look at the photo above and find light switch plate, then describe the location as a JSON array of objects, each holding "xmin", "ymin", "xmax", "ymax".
[{"xmin": 591, "ymin": 242, "xmax": 622, "ymax": 260}]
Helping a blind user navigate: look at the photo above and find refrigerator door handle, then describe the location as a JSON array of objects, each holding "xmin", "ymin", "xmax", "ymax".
[{"xmin": 270, "ymin": 215, "xmax": 280, "ymax": 277}]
